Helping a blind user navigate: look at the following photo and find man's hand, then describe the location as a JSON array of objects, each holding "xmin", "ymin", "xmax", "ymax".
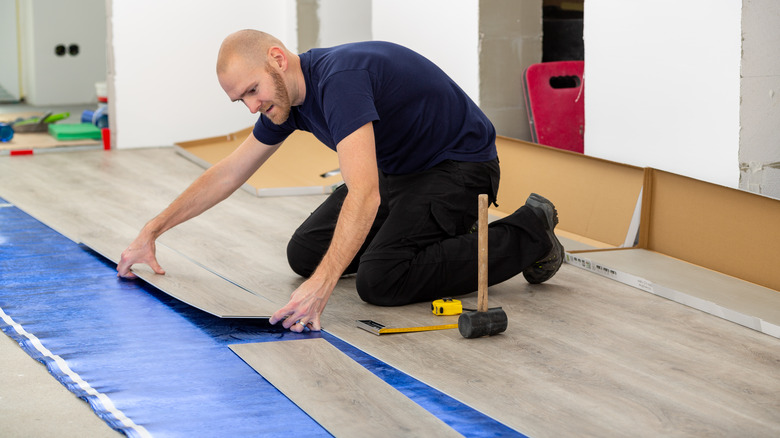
[
  {"xmin": 117, "ymin": 234, "xmax": 165, "ymax": 279},
  {"xmin": 114, "ymin": 134, "xmax": 279, "ymax": 280},
  {"xmin": 269, "ymin": 276, "xmax": 333, "ymax": 332},
  {"xmin": 270, "ymin": 122, "xmax": 380, "ymax": 332}
]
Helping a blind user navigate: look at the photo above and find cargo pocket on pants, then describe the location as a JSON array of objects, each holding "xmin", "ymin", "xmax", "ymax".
[{"xmin": 430, "ymin": 200, "xmax": 462, "ymax": 238}]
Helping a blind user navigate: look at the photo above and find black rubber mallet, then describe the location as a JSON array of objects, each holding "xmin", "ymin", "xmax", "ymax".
[{"xmin": 458, "ymin": 194, "xmax": 508, "ymax": 338}]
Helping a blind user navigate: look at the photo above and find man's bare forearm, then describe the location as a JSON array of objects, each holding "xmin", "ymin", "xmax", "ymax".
[
  {"xmin": 141, "ymin": 134, "xmax": 279, "ymax": 240},
  {"xmin": 142, "ymin": 163, "xmax": 241, "ymax": 240},
  {"xmin": 311, "ymin": 187, "xmax": 380, "ymax": 285}
]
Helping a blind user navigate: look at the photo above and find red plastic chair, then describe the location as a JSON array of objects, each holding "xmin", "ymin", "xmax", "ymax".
[{"xmin": 523, "ymin": 61, "xmax": 584, "ymax": 153}]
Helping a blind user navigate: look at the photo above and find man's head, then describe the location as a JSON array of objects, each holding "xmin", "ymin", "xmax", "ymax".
[{"xmin": 217, "ymin": 30, "xmax": 299, "ymax": 125}]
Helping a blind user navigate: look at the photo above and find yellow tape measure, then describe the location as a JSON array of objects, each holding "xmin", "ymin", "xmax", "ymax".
[
  {"xmin": 431, "ymin": 298, "xmax": 462, "ymax": 316},
  {"xmin": 356, "ymin": 320, "xmax": 458, "ymax": 335}
]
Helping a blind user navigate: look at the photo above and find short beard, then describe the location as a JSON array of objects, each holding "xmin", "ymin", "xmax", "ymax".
[{"xmin": 265, "ymin": 63, "xmax": 292, "ymax": 125}]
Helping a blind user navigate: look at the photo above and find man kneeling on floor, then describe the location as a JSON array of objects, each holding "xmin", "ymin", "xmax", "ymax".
[{"xmin": 117, "ymin": 30, "xmax": 564, "ymax": 332}]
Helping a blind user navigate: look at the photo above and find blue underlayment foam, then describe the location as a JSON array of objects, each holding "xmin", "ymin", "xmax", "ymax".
[{"xmin": 0, "ymin": 197, "xmax": 525, "ymax": 438}]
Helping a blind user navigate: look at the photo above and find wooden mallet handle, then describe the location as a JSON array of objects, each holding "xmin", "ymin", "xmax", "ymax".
[
  {"xmin": 477, "ymin": 194, "xmax": 488, "ymax": 312},
  {"xmin": 458, "ymin": 193, "xmax": 507, "ymax": 338}
]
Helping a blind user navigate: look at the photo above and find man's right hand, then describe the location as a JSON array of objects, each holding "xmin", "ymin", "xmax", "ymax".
[{"xmin": 117, "ymin": 234, "xmax": 166, "ymax": 279}]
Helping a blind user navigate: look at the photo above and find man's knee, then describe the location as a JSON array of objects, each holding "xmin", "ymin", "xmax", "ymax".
[
  {"xmin": 286, "ymin": 238, "xmax": 320, "ymax": 278},
  {"xmin": 355, "ymin": 259, "xmax": 410, "ymax": 306}
]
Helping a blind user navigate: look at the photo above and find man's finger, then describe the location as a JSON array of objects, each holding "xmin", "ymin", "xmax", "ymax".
[
  {"xmin": 290, "ymin": 321, "xmax": 305, "ymax": 333},
  {"xmin": 148, "ymin": 259, "xmax": 166, "ymax": 275},
  {"xmin": 269, "ymin": 307, "xmax": 290, "ymax": 325},
  {"xmin": 116, "ymin": 259, "xmax": 134, "ymax": 278},
  {"xmin": 283, "ymin": 315, "xmax": 302, "ymax": 329},
  {"xmin": 117, "ymin": 270, "xmax": 138, "ymax": 280}
]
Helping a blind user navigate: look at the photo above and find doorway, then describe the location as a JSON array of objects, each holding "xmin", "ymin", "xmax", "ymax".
[
  {"xmin": 542, "ymin": 0, "xmax": 584, "ymax": 62},
  {"xmin": 0, "ymin": 0, "xmax": 107, "ymax": 124}
]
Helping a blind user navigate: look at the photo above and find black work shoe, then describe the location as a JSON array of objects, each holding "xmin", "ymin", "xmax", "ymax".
[{"xmin": 522, "ymin": 193, "xmax": 564, "ymax": 284}]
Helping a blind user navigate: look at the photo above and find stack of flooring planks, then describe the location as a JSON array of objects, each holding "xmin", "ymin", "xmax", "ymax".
[{"xmin": 1, "ymin": 147, "xmax": 779, "ymax": 437}]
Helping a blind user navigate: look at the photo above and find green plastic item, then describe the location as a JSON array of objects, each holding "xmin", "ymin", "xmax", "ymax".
[
  {"xmin": 13, "ymin": 112, "xmax": 70, "ymax": 133},
  {"xmin": 48, "ymin": 123, "xmax": 102, "ymax": 141}
]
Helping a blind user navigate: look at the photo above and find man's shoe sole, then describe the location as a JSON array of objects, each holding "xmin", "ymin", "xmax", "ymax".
[{"xmin": 522, "ymin": 193, "xmax": 564, "ymax": 284}]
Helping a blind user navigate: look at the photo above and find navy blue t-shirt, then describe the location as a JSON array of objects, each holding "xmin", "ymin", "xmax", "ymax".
[{"xmin": 252, "ymin": 41, "xmax": 496, "ymax": 175}]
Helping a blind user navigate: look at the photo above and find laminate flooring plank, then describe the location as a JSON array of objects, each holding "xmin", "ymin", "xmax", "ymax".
[
  {"xmin": 0, "ymin": 332, "xmax": 121, "ymax": 438},
  {"xmin": 575, "ymin": 248, "xmax": 780, "ymax": 331},
  {"xmin": 2, "ymin": 149, "xmax": 780, "ymax": 437},
  {"xmin": 230, "ymin": 339, "xmax": 463, "ymax": 438},
  {"xmin": 81, "ymin": 228, "xmax": 278, "ymax": 318},
  {"xmin": 0, "ymin": 149, "xmax": 283, "ymax": 318}
]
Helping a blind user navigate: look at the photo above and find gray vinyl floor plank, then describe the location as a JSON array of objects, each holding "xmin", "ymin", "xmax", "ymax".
[
  {"xmin": 0, "ymin": 332, "xmax": 121, "ymax": 438},
  {"xmin": 1, "ymin": 148, "xmax": 779, "ymax": 438},
  {"xmin": 230, "ymin": 339, "xmax": 463, "ymax": 438},
  {"xmin": 0, "ymin": 149, "xmax": 280, "ymax": 318},
  {"xmin": 576, "ymin": 248, "xmax": 780, "ymax": 330}
]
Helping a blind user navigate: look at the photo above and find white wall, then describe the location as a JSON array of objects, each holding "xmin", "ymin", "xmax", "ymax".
[
  {"xmin": 372, "ymin": 0, "xmax": 480, "ymax": 104},
  {"xmin": 0, "ymin": 0, "xmax": 21, "ymax": 101},
  {"xmin": 584, "ymin": 0, "xmax": 742, "ymax": 188},
  {"xmin": 111, "ymin": 0, "xmax": 296, "ymax": 149}
]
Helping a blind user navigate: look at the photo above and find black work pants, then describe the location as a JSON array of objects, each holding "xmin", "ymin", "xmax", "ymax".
[{"xmin": 286, "ymin": 159, "xmax": 550, "ymax": 306}]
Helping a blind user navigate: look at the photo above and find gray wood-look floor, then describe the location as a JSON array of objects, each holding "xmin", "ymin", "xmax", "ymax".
[
  {"xmin": 1, "ymin": 147, "xmax": 779, "ymax": 438},
  {"xmin": 231, "ymin": 339, "xmax": 463, "ymax": 438}
]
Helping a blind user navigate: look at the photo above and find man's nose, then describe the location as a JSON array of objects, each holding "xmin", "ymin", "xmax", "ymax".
[{"xmin": 245, "ymin": 98, "xmax": 262, "ymax": 114}]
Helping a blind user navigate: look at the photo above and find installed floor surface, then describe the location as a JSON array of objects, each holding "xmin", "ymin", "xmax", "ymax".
[{"xmin": 1, "ymin": 147, "xmax": 779, "ymax": 437}]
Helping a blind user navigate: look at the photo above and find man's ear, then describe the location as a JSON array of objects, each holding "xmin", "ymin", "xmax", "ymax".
[{"xmin": 268, "ymin": 47, "xmax": 287, "ymax": 71}]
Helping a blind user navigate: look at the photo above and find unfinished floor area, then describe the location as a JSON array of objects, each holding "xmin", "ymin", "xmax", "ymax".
[{"xmin": 1, "ymin": 147, "xmax": 779, "ymax": 437}]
